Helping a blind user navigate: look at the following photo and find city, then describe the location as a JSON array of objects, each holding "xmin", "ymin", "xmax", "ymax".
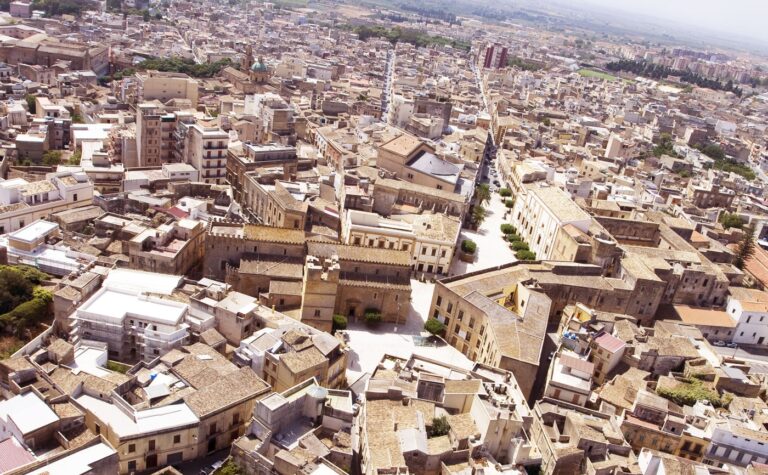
[{"xmin": 0, "ymin": 0, "xmax": 766, "ymax": 474}]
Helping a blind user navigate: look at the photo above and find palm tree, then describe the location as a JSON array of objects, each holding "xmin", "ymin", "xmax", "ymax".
[
  {"xmin": 735, "ymin": 225, "xmax": 756, "ymax": 270},
  {"xmin": 471, "ymin": 205, "xmax": 487, "ymax": 227},
  {"xmin": 475, "ymin": 183, "xmax": 490, "ymax": 205}
]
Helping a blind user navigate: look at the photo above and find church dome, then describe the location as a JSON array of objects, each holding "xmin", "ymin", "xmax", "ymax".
[{"xmin": 251, "ymin": 60, "xmax": 269, "ymax": 72}]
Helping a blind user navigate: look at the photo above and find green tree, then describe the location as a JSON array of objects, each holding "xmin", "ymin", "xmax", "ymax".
[
  {"xmin": 471, "ymin": 205, "xmax": 487, "ymax": 227},
  {"xmin": 141, "ymin": 8, "xmax": 149, "ymax": 21},
  {"xmin": 498, "ymin": 188, "xmax": 512, "ymax": 197},
  {"xmin": 217, "ymin": 460, "xmax": 242, "ymax": 475},
  {"xmin": 735, "ymin": 225, "xmax": 756, "ymax": 270},
  {"xmin": 364, "ymin": 309, "xmax": 382, "ymax": 326},
  {"xmin": 424, "ymin": 318, "xmax": 445, "ymax": 336},
  {"xmin": 42, "ymin": 150, "xmax": 62, "ymax": 166},
  {"xmin": 25, "ymin": 94, "xmax": 36, "ymax": 114},
  {"xmin": 460, "ymin": 239, "xmax": 477, "ymax": 254},
  {"xmin": 500, "ymin": 223, "xmax": 515, "ymax": 234},
  {"xmin": 719, "ymin": 212, "xmax": 744, "ymax": 230},
  {"xmin": 68, "ymin": 150, "xmax": 82, "ymax": 165},
  {"xmin": 475, "ymin": 183, "xmax": 491, "ymax": 205},
  {"xmin": 505, "ymin": 198, "xmax": 515, "ymax": 208},
  {"xmin": 516, "ymin": 250, "xmax": 536, "ymax": 261},
  {"xmin": 428, "ymin": 416, "xmax": 450, "ymax": 437},
  {"xmin": 71, "ymin": 113, "xmax": 84, "ymax": 123},
  {"xmin": 511, "ymin": 241, "xmax": 529, "ymax": 251},
  {"xmin": 332, "ymin": 314, "xmax": 347, "ymax": 333}
]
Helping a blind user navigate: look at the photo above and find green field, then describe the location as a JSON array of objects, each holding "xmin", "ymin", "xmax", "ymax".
[{"xmin": 577, "ymin": 68, "xmax": 618, "ymax": 81}]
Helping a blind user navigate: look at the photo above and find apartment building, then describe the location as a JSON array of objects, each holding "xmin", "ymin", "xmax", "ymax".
[
  {"xmin": 136, "ymin": 103, "xmax": 191, "ymax": 167},
  {"xmin": 243, "ymin": 93, "xmax": 297, "ymax": 145},
  {"xmin": 0, "ymin": 171, "xmax": 93, "ymax": 234},
  {"xmin": 227, "ymin": 143, "xmax": 297, "ymax": 202},
  {"xmin": 179, "ymin": 123, "xmax": 229, "ymax": 184}
]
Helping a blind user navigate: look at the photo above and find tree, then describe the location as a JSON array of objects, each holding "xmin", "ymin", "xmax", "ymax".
[
  {"xmin": 499, "ymin": 188, "xmax": 512, "ymax": 197},
  {"xmin": 719, "ymin": 212, "xmax": 744, "ymax": 230},
  {"xmin": 511, "ymin": 241, "xmax": 529, "ymax": 251},
  {"xmin": 516, "ymin": 250, "xmax": 536, "ymax": 261},
  {"xmin": 25, "ymin": 94, "xmax": 36, "ymax": 114},
  {"xmin": 471, "ymin": 205, "xmax": 487, "ymax": 227},
  {"xmin": 475, "ymin": 183, "xmax": 490, "ymax": 205},
  {"xmin": 500, "ymin": 223, "xmax": 515, "ymax": 234},
  {"xmin": 505, "ymin": 198, "xmax": 515, "ymax": 208},
  {"xmin": 735, "ymin": 225, "xmax": 756, "ymax": 270},
  {"xmin": 42, "ymin": 150, "xmax": 62, "ymax": 166},
  {"xmin": 217, "ymin": 460, "xmax": 242, "ymax": 475},
  {"xmin": 332, "ymin": 314, "xmax": 347, "ymax": 333},
  {"xmin": 71, "ymin": 113, "xmax": 84, "ymax": 123},
  {"xmin": 364, "ymin": 309, "xmax": 382, "ymax": 326},
  {"xmin": 428, "ymin": 416, "xmax": 451, "ymax": 437},
  {"xmin": 68, "ymin": 150, "xmax": 82, "ymax": 165},
  {"xmin": 460, "ymin": 239, "xmax": 477, "ymax": 254},
  {"xmin": 141, "ymin": 8, "xmax": 150, "ymax": 21},
  {"xmin": 424, "ymin": 318, "xmax": 445, "ymax": 336}
]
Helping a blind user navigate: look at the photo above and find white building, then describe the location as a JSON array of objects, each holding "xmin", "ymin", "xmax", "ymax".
[
  {"xmin": 0, "ymin": 219, "xmax": 96, "ymax": 275},
  {"xmin": 543, "ymin": 352, "xmax": 593, "ymax": 406},
  {"xmin": 0, "ymin": 171, "xmax": 93, "ymax": 234},
  {"xmin": 703, "ymin": 419, "xmax": 768, "ymax": 467},
  {"xmin": 509, "ymin": 184, "xmax": 591, "ymax": 260},
  {"xmin": 727, "ymin": 287, "xmax": 768, "ymax": 346},
  {"xmin": 71, "ymin": 269, "xmax": 192, "ymax": 362}
]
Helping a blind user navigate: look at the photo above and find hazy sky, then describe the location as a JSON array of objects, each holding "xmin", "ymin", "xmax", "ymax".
[{"xmin": 565, "ymin": 0, "xmax": 768, "ymax": 45}]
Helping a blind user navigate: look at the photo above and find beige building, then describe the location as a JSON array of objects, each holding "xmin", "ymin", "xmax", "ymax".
[
  {"xmin": 136, "ymin": 70, "xmax": 199, "ymax": 106},
  {"xmin": 377, "ymin": 133, "xmax": 465, "ymax": 193},
  {"xmin": 344, "ymin": 209, "xmax": 460, "ymax": 275},
  {"xmin": 127, "ymin": 218, "xmax": 206, "ymax": 276}
]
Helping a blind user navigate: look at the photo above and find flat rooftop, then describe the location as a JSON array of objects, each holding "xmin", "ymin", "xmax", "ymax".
[
  {"xmin": 75, "ymin": 393, "xmax": 199, "ymax": 438},
  {"xmin": 0, "ymin": 392, "xmax": 59, "ymax": 435},
  {"xmin": 77, "ymin": 288, "xmax": 187, "ymax": 326},
  {"xmin": 8, "ymin": 219, "xmax": 58, "ymax": 242}
]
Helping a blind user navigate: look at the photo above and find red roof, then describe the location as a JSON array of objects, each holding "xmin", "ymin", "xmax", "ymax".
[
  {"xmin": 0, "ymin": 436, "xmax": 35, "ymax": 473},
  {"xmin": 167, "ymin": 206, "xmax": 190, "ymax": 219},
  {"xmin": 594, "ymin": 332, "xmax": 626, "ymax": 354}
]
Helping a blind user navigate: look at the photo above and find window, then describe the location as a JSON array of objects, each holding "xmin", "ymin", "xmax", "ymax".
[
  {"xmin": 128, "ymin": 461, "xmax": 137, "ymax": 472},
  {"xmin": 173, "ymin": 434, "xmax": 181, "ymax": 444},
  {"xmin": 436, "ymin": 296, "xmax": 442, "ymax": 307},
  {"xmin": 148, "ymin": 440, "xmax": 156, "ymax": 451},
  {"xmin": 431, "ymin": 248, "xmax": 436, "ymax": 256},
  {"xmin": 458, "ymin": 310, "xmax": 464, "ymax": 321},
  {"xmin": 128, "ymin": 444, "xmax": 136, "ymax": 453},
  {"xmin": 314, "ymin": 309, "xmax": 321, "ymax": 317}
]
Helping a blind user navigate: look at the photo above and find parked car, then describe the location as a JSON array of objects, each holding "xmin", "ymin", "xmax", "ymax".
[
  {"xmin": 493, "ymin": 180, "xmax": 500, "ymax": 186},
  {"xmin": 726, "ymin": 342, "xmax": 738, "ymax": 349},
  {"xmin": 712, "ymin": 340, "xmax": 726, "ymax": 347}
]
